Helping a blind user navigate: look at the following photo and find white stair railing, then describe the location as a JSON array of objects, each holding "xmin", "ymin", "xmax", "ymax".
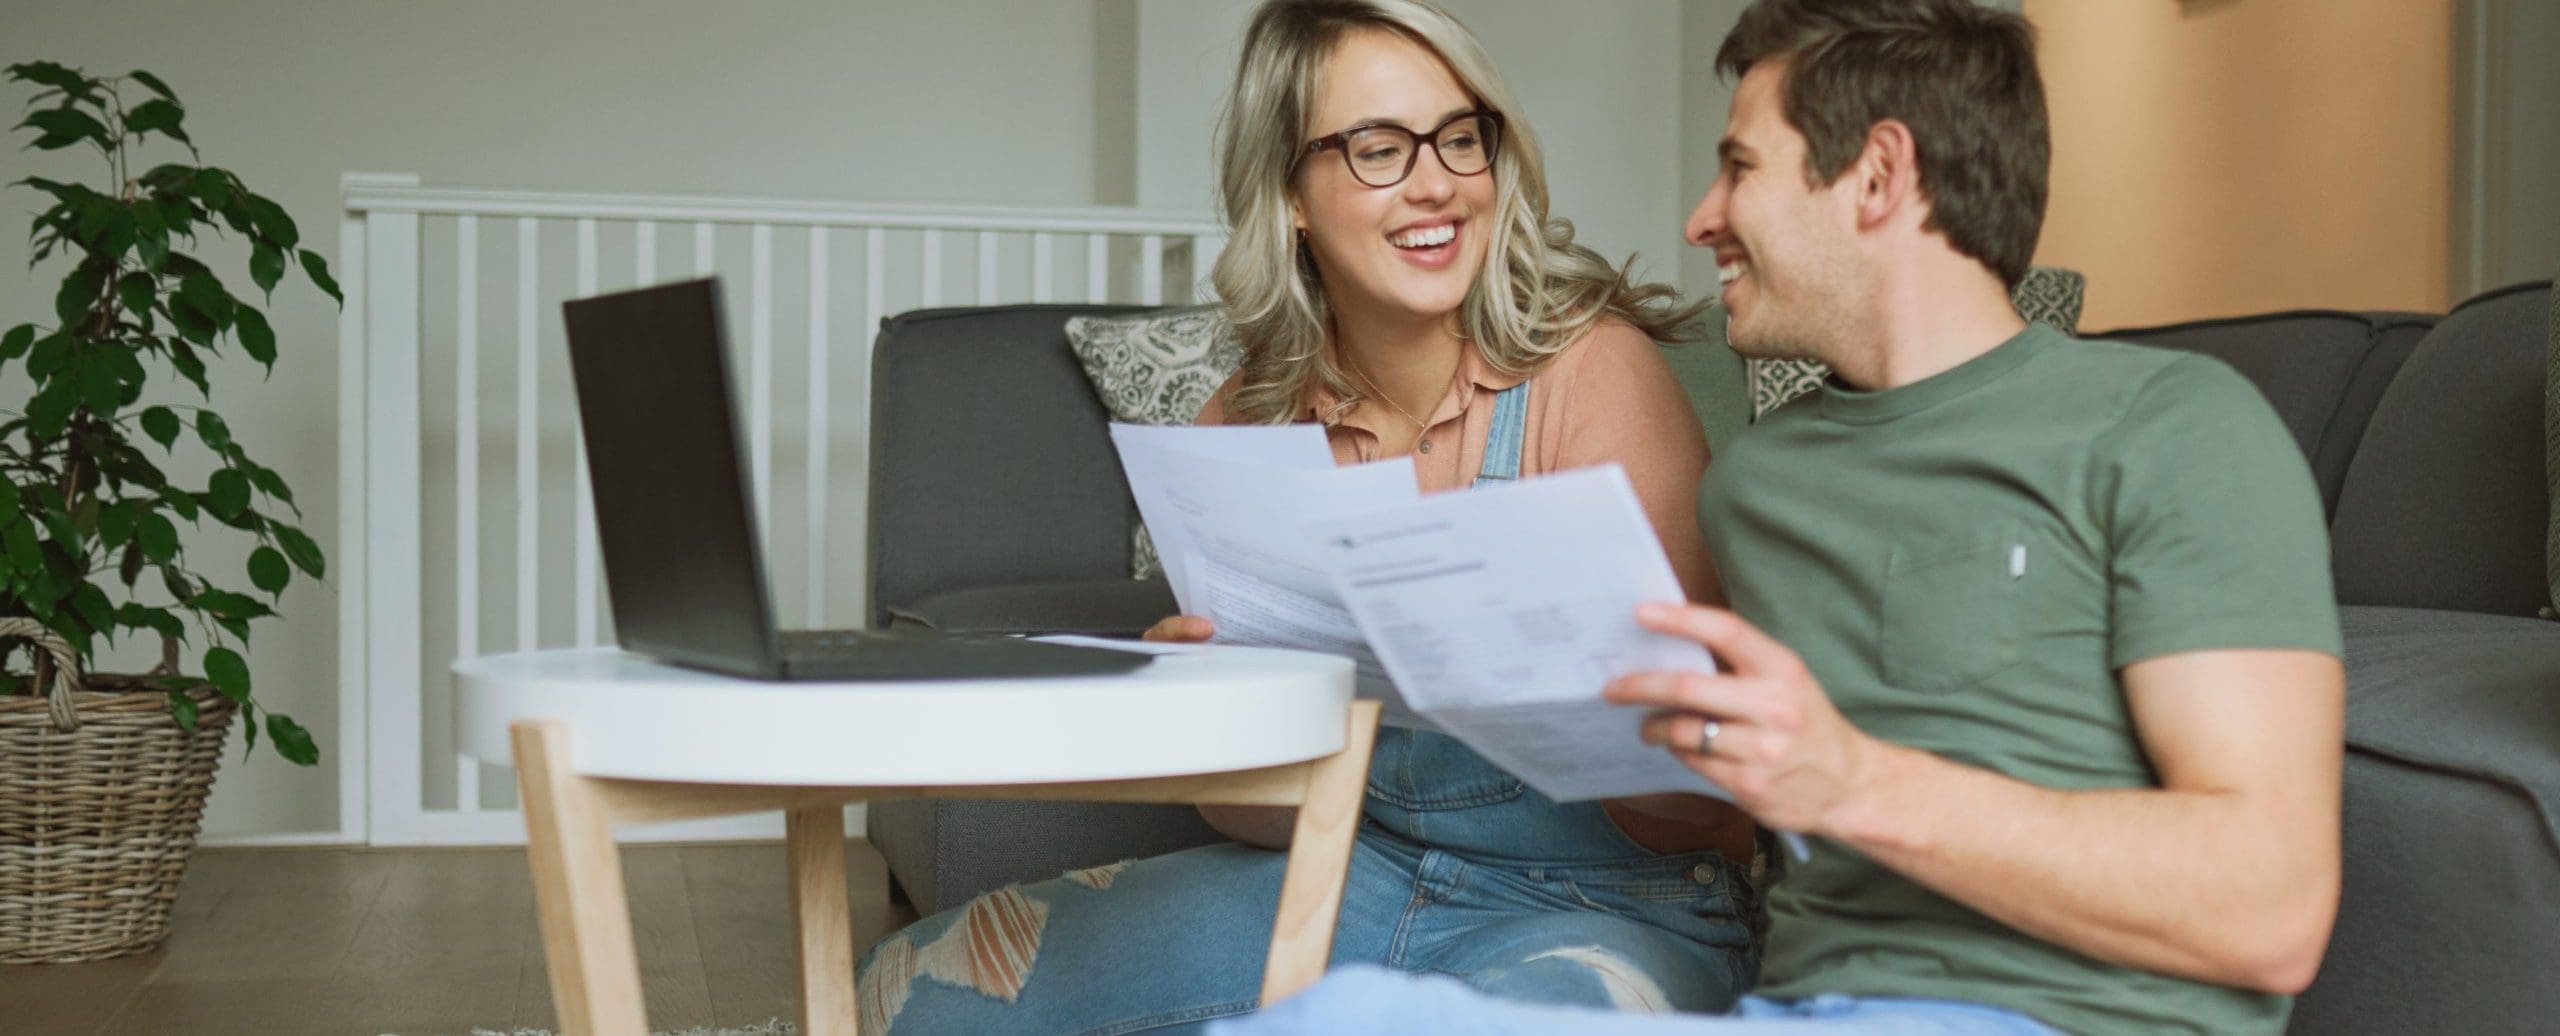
[{"xmin": 339, "ymin": 173, "xmax": 1223, "ymax": 845}]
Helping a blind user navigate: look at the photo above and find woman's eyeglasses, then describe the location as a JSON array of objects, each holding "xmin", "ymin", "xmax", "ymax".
[{"xmin": 1298, "ymin": 109, "xmax": 1504, "ymax": 189}]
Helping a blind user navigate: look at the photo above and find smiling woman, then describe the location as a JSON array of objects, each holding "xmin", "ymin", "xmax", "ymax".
[{"xmin": 853, "ymin": 3, "xmax": 1766, "ymax": 1034}]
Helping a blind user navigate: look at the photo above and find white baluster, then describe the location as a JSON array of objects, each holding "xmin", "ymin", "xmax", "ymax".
[{"xmin": 455, "ymin": 215, "xmax": 481, "ymax": 813}]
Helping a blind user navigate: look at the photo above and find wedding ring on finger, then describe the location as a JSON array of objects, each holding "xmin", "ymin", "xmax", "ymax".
[{"xmin": 1694, "ymin": 718, "xmax": 1721, "ymax": 757}]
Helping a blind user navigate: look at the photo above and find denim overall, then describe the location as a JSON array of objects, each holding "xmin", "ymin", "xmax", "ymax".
[{"xmin": 861, "ymin": 383, "xmax": 1755, "ymax": 1035}]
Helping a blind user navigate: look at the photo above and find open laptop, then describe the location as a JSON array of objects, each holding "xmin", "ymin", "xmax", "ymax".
[{"xmin": 559, "ymin": 278, "xmax": 1150, "ymax": 681}]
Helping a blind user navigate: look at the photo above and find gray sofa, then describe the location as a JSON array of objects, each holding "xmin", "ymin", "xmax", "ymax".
[{"xmin": 862, "ymin": 283, "xmax": 2559, "ymax": 1031}]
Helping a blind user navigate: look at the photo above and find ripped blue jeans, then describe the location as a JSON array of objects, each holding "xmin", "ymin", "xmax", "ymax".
[{"xmin": 856, "ymin": 729, "xmax": 1757, "ymax": 1035}]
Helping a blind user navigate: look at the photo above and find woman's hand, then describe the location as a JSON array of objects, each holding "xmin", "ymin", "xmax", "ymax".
[{"xmin": 1143, "ymin": 615, "xmax": 1216, "ymax": 643}]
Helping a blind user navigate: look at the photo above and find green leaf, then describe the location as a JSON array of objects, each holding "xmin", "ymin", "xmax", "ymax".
[
  {"xmin": 98, "ymin": 501, "xmax": 136, "ymax": 546},
  {"xmin": 165, "ymin": 345, "xmax": 209, "ymax": 402},
  {"xmin": 127, "ymin": 70, "xmax": 178, "ymax": 103},
  {"xmin": 234, "ymin": 305, "xmax": 276, "ymax": 366},
  {"xmin": 249, "ymin": 242, "xmax": 284, "ymax": 298},
  {"xmin": 178, "ymin": 272, "xmax": 230, "ymax": 327},
  {"xmin": 1, "ymin": 324, "xmax": 34, "ymax": 361},
  {"xmin": 161, "ymin": 490, "xmax": 199, "ymax": 521},
  {"xmin": 273, "ymin": 524, "xmax": 324, "ymax": 578},
  {"xmin": 244, "ymin": 464, "xmax": 294, "ymax": 507},
  {"xmin": 0, "ymin": 486, "xmax": 19, "ymax": 526},
  {"xmin": 124, "ymin": 98, "xmax": 190, "ymax": 146},
  {"xmin": 184, "ymin": 170, "xmax": 229, "ymax": 214},
  {"xmin": 248, "ymin": 546, "xmax": 288, "ymax": 594},
  {"xmin": 193, "ymin": 589, "xmax": 271, "ymax": 623},
  {"xmin": 56, "ymin": 261, "xmax": 109, "ymax": 325},
  {"xmin": 72, "ymin": 584, "xmax": 114, "ymax": 636},
  {"xmin": 208, "ymin": 469, "xmax": 251, "ymax": 519},
  {"xmin": 17, "ymin": 107, "xmax": 110, "ymax": 150},
  {"xmin": 117, "ymin": 272, "xmax": 157, "ymax": 324},
  {"xmin": 197, "ymin": 411, "xmax": 232, "ymax": 450},
  {"xmin": 243, "ymin": 194, "xmax": 299, "ymax": 250},
  {"xmin": 141, "ymin": 406, "xmax": 181, "ymax": 447},
  {"xmin": 141, "ymin": 607, "xmax": 184, "ymax": 641},
  {"xmin": 137, "ymin": 512, "xmax": 178, "ymax": 563},
  {"xmin": 166, "ymin": 297, "xmax": 216, "ymax": 347},
  {"xmin": 160, "ymin": 567, "xmax": 194, "ymax": 602},
  {"xmin": 77, "ymin": 349, "xmax": 124, "ymax": 412},
  {"xmin": 8, "ymin": 62, "xmax": 97, "ymax": 101},
  {"xmin": 265, "ymin": 713, "xmax": 318, "ymax": 766},
  {"xmin": 120, "ymin": 540, "xmax": 146, "ymax": 585},
  {"xmin": 26, "ymin": 381, "xmax": 77, "ymax": 441},
  {"xmin": 168, "ymin": 688, "xmax": 199, "ymax": 730},
  {"xmin": 4, "ymin": 520, "xmax": 41, "ymax": 574},
  {"xmin": 203, "ymin": 646, "xmax": 251, "ymax": 702},
  {"xmin": 297, "ymin": 249, "xmax": 342, "ymax": 304}
]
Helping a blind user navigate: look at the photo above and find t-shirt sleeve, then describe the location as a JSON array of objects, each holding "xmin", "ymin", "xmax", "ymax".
[
  {"xmin": 1551, "ymin": 321, "xmax": 1722, "ymax": 604},
  {"xmin": 2093, "ymin": 355, "xmax": 2343, "ymax": 668}
]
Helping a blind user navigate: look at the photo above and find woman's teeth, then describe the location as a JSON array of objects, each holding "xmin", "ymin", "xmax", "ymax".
[
  {"xmin": 1391, "ymin": 224, "xmax": 1456, "ymax": 249},
  {"xmin": 1718, "ymin": 260, "xmax": 1750, "ymax": 285}
]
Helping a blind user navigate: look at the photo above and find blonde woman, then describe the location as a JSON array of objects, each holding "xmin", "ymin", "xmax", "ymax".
[{"xmin": 857, "ymin": 3, "xmax": 1755, "ymax": 1031}]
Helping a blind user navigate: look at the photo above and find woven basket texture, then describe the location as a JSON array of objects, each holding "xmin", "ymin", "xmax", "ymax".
[{"xmin": 0, "ymin": 645, "xmax": 234, "ymax": 963}]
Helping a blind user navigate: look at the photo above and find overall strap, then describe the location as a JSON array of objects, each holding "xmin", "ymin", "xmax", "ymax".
[{"xmin": 1471, "ymin": 381, "xmax": 1531, "ymax": 487}]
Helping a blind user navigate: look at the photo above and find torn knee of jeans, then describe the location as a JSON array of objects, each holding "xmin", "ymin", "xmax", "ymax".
[
  {"xmin": 1520, "ymin": 946, "xmax": 1673, "ymax": 1014},
  {"xmin": 1062, "ymin": 858, "xmax": 1135, "ymax": 891},
  {"xmin": 858, "ymin": 884, "xmax": 1051, "ymax": 1032}
]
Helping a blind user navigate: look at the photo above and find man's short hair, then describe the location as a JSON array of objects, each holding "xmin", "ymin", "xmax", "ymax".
[{"xmin": 1718, "ymin": 0, "xmax": 2049, "ymax": 288}]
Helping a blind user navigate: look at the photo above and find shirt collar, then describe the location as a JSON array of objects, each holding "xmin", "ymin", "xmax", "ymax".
[{"xmin": 1299, "ymin": 341, "xmax": 1525, "ymax": 432}]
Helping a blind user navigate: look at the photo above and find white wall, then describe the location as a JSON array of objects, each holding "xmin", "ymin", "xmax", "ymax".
[
  {"xmin": 4, "ymin": 1, "xmax": 1729, "ymax": 839},
  {"xmin": 1, "ymin": 0, "xmax": 1108, "ymax": 839}
]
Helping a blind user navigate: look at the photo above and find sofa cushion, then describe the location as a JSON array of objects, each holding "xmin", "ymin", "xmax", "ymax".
[
  {"xmin": 2099, "ymin": 311, "xmax": 2434, "ymax": 519},
  {"xmin": 1745, "ymin": 266, "xmax": 2084, "ymax": 419},
  {"xmin": 2546, "ymin": 272, "xmax": 2557, "ymax": 617},
  {"xmin": 1065, "ymin": 308, "xmax": 1244, "ymax": 582},
  {"xmin": 867, "ymin": 304, "xmax": 1157, "ymax": 627},
  {"xmin": 2330, "ymin": 281, "xmax": 2554, "ymax": 617},
  {"xmin": 2339, "ymin": 605, "xmax": 2560, "ymax": 853},
  {"xmin": 886, "ymin": 578, "xmax": 1178, "ymax": 638}
]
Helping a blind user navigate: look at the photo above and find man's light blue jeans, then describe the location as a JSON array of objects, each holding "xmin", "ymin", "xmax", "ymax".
[{"xmin": 1212, "ymin": 966, "xmax": 2062, "ymax": 1035}]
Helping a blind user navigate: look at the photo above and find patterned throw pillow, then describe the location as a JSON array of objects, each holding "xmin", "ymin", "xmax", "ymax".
[
  {"xmin": 1065, "ymin": 307, "xmax": 1244, "ymax": 580},
  {"xmin": 1744, "ymin": 266, "xmax": 2089, "ymax": 420}
]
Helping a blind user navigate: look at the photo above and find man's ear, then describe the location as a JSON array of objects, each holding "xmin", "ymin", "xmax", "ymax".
[{"xmin": 1853, "ymin": 119, "xmax": 1922, "ymax": 231}]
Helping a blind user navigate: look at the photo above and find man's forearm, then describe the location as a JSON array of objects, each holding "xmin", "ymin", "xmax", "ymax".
[{"xmin": 1823, "ymin": 740, "xmax": 2337, "ymax": 994}]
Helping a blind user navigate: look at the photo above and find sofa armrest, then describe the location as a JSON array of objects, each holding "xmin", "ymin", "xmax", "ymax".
[{"xmin": 885, "ymin": 578, "xmax": 1178, "ymax": 637}]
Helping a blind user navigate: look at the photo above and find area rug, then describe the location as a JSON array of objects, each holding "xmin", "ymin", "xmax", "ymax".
[{"xmin": 465, "ymin": 1023, "xmax": 795, "ymax": 1036}]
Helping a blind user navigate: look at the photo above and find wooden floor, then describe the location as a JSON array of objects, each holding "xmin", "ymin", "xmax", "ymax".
[{"xmin": 0, "ymin": 842, "xmax": 917, "ymax": 1036}]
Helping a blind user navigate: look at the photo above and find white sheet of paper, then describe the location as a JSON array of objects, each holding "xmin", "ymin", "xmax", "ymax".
[
  {"xmin": 1308, "ymin": 464, "xmax": 1811, "ymax": 858},
  {"xmin": 1108, "ymin": 426, "xmax": 1432, "ymax": 726},
  {"xmin": 1109, "ymin": 423, "xmax": 1339, "ymax": 611}
]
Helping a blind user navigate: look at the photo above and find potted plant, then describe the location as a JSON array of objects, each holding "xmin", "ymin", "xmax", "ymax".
[{"xmin": 1, "ymin": 62, "xmax": 335, "ymax": 963}]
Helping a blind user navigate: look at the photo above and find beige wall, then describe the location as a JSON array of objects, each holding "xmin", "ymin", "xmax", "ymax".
[{"xmin": 2026, "ymin": 0, "xmax": 2454, "ymax": 329}]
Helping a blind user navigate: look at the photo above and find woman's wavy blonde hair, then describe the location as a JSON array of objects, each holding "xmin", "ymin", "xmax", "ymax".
[{"xmin": 1212, "ymin": 0, "xmax": 1708, "ymax": 425}]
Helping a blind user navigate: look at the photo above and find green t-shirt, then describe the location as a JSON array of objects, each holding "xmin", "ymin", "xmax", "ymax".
[{"xmin": 1698, "ymin": 325, "xmax": 2342, "ymax": 1036}]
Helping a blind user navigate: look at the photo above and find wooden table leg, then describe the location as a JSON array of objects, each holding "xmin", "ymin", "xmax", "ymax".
[
  {"xmin": 1259, "ymin": 700, "xmax": 1384, "ymax": 1003},
  {"xmin": 512, "ymin": 720, "xmax": 648, "ymax": 1036},
  {"xmin": 787, "ymin": 805, "xmax": 859, "ymax": 1036}
]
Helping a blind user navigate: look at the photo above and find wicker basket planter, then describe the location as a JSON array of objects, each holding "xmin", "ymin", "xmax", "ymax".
[{"xmin": 0, "ymin": 619, "xmax": 235, "ymax": 964}]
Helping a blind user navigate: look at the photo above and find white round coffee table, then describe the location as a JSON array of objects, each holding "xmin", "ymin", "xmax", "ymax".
[{"xmin": 454, "ymin": 644, "xmax": 1375, "ymax": 1036}]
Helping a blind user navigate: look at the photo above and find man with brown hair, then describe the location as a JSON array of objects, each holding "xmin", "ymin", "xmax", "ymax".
[{"xmin": 1219, "ymin": 1, "xmax": 2346, "ymax": 1033}]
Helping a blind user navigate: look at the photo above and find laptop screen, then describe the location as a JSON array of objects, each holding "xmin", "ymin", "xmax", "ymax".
[{"xmin": 560, "ymin": 278, "xmax": 782, "ymax": 677}]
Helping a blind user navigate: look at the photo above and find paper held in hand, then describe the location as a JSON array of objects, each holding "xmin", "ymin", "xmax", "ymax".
[{"xmin": 1108, "ymin": 425, "xmax": 1762, "ymax": 809}]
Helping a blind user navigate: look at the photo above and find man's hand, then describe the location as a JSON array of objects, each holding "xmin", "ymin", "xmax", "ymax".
[
  {"xmin": 1602, "ymin": 602, "xmax": 1882, "ymax": 837},
  {"xmin": 1143, "ymin": 614, "xmax": 1215, "ymax": 643}
]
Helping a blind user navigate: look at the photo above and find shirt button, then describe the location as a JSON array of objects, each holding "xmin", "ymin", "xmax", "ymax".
[{"xmin": 1418, "ymin": 439, "xmax": 1432, "ymax": 454}]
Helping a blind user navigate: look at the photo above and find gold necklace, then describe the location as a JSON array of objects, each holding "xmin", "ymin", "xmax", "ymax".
[{"xmin": 1344, "ymin": 355, "xmax": 1447, "ymax": 432}]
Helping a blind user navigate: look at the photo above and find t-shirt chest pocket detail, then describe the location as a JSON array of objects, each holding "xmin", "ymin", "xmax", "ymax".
[{"xmin": 1878, "ymin": 525, "xmax": 2028, "ymax": 694}]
